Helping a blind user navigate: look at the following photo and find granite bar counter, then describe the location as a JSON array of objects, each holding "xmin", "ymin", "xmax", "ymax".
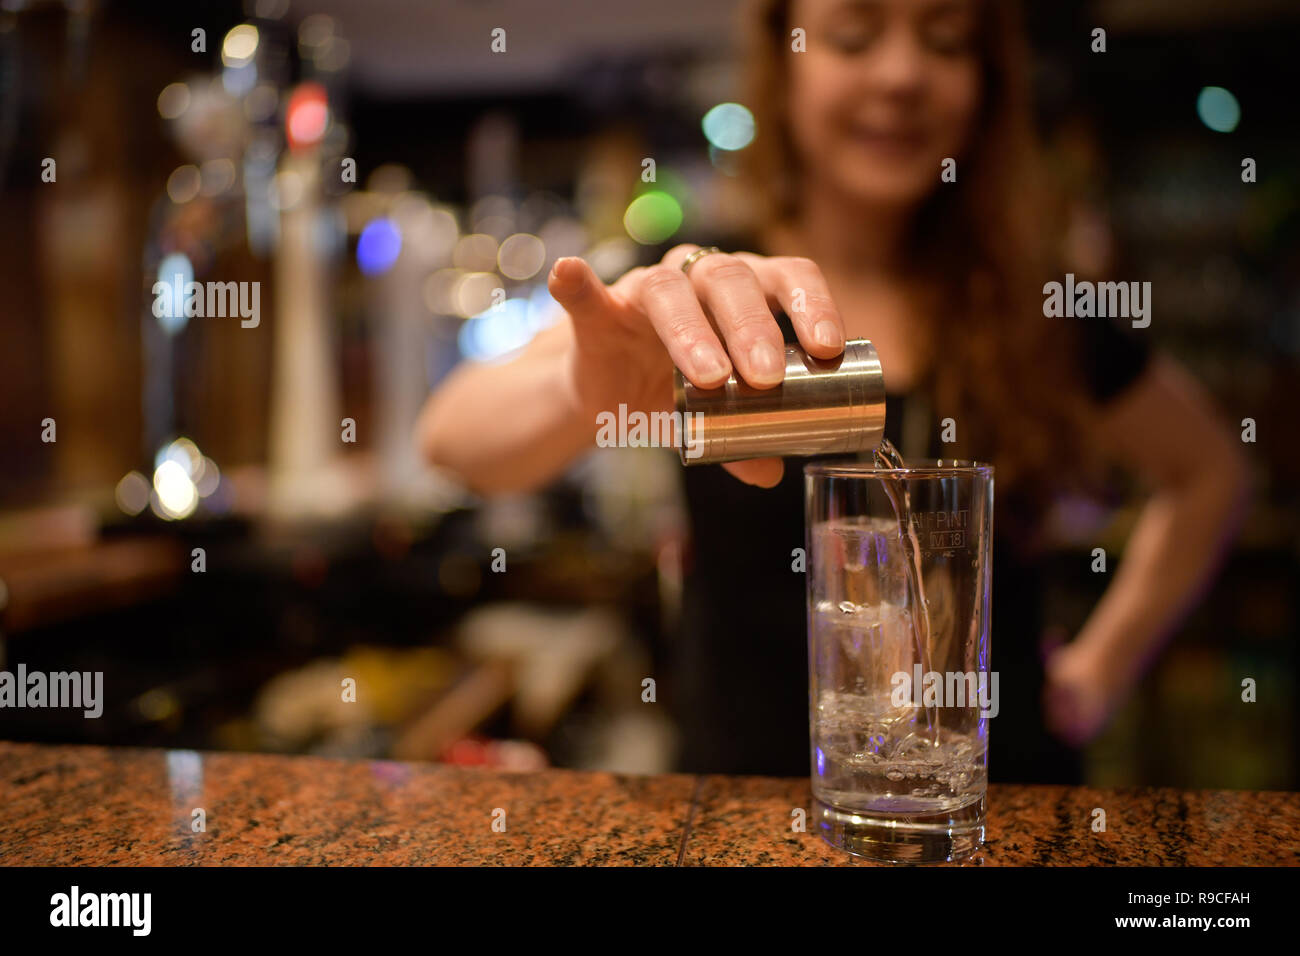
[{"xmin": 1, "ymin": 742, "xmax": 1296, "ymax": 866}]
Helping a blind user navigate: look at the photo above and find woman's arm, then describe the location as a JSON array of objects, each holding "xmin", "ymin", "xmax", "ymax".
[
  {"xmin": 416, "ymin": 250, "xmax": 849, "ymax": 496},
  {"xmin": 415, "ymin": 320, "xmax": 593, "ymax": 496},
  {"xmin": 1043, "ymin": 353, "xmax": 1252, "ymax": 745}
]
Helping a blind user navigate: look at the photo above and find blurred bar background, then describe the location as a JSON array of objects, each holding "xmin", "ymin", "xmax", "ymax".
[{"xmin": 0, "ymin": 0, "xmax": 1296, "ymax": 786}]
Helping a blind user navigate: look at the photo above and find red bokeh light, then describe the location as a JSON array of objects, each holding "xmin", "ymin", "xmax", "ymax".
[{"xmin": 286, "ymin": 82, "xmax": 329, "ymax": 152}]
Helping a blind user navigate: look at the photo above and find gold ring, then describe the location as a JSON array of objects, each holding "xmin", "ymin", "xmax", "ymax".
[{"xmin": 680, "ymin": 246, "xmax": 722, "ymax": 275}]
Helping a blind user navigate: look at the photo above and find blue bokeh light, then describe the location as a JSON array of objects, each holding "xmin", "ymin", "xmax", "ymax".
[
  {"xmin": 527, "ymin": 283, "xmax": 562, "ymax": 331},
  {"xmin": 356, "ymin": 218, "xmax": 402, "ymax": 276},
  {"xmin": 458, "ymin": 297, "xmax": 535, "ymax": 362},
  {"xmin": 155, "ymin": 252, "xmax": 194, "ymax": 335}
]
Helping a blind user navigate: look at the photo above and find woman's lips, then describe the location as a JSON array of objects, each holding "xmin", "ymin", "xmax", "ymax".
[{"xmin": 847, "ymin": 127, "xmax": 929, "ymax": 158}]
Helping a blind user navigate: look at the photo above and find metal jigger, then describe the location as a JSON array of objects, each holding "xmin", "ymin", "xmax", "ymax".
[{"xmin": 672, "ymin": 338, "xmax": 886, "ymax": 465}]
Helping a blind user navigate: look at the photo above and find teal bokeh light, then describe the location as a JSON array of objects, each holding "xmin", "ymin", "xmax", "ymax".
[
  {"xmin": 702, "ymin": 103, "xmax": 756, "ymax": 151},
  {"xmin": 1197, "ymin": 86, "xmax": 1240, "ymax": 133}
]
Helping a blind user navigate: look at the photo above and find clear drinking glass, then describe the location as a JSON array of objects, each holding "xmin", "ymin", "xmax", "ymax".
[{"xmin": 805, "ymin": 459, "xmax": 994, "ymax": 863}]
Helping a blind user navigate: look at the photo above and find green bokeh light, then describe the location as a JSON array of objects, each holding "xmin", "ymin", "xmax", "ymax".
[{"xmin": 624, "ymin": 191, "xmax": 684, "ymax": 244}]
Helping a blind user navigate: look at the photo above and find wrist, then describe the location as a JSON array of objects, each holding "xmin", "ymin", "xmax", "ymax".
[{"xmin": 1072, "ymin": 632, "xmax": 1142, "ymax": 698}]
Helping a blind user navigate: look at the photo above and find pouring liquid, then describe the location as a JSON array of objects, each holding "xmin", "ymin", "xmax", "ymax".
[{"xmin": 871, "ymin": 438, "xmax": 940, "ymax": 742}]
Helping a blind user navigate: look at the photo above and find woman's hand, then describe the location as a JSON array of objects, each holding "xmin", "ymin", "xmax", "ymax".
[
  {"xmin": 1041, "ymin": 629, "xmax": 1135, "ymax": 747},
  {"xmin": 1039, "ymin": 356, "xmax": 1250, "ymax": 750},
  {"xmin": 546, "ymin": 243, "xmax": 846, "ymax": 487}
]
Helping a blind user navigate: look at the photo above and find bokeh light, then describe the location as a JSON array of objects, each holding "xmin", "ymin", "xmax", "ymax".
[
  {"xmin": 155, "ymin": 253, "xmax": 194, "ymax": 335},
  {"xmin": 115, "ymin": 471, "xmax": 150, "ymax": 516},
  {"xmin": 195, "ymin": 457, "xmax": 221, "ymax": 498},
  {"xmin": 153, "ymin": 460, "xmax": 198, "ymax": 520},
  {"xmin": 423, "ymin": 268, "xmax": 462, "ymax": 315},
  {"xmin": 199, "ymin": 158, "xmax": 236, "ymax": 197},
  {"xmin": 470, "ymin": 195, "xmax": 515, "ymax": 238},
  {"xmin": 623, "ymin": 191, "xmax": 683, "ymax": 244},
  {"xmin": 403, "ymin": 204, "xmax": 460, "ymax": 264},
  {"xmin": 166, "ymin": 164, "xmax": 201, "ymax": 204},
  {"xmin": 498, "ymin": 233, "xmax": 546, "ymax": 280},
  {"xmin": 586, "ymin": 236, "xmax": 639, "ymax": 281},
  {"xmin": 457, "ymin": 290, "xmax": 562, "ymax": 362},
  {"xmin": 286, "ymin": 83, "xmax": 329, "ymax": 151},
  {"xmin": 454, "ymin": 233, "xmax": 500, "ymax": 272},
  {"xmin": 221, "ymin": 24, "xmax": 260, "ymax": 66},
  {"xmin": 458, "ymin": 298, "xmax": 533, "ymax": 361},
  {"xmin": 156, "ymin": 437, "xmax": 202, "ymax": 476},
  {"xmin": 157, "ymin": 82, "xmax": 190, "ymax": 120},
  {"xmin": 148, "ymin": 438, "xmax": 215, "ymax": 519},
  {"xmin": 453, "ymin": 271, "xmax": 502, "ymax": 317},
  {"xmin": 1197, "ymin": 86, "xmax": 1240, "ymax": 133},
  {"xmin": 357, "ymin": 218, "xmax": 402, "ymax": 275},
  {"xmin": 526, "ymin": 283, "xmax": 563, "ymax": 330},
  {"xmin": 702, "ymin": 102, "xmax": 755, "ymax": 151}
]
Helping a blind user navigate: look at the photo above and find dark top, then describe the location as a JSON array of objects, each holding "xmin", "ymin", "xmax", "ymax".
[{"xmin": 669, "ymin": 275, "xmax": 1154, "ymax": 784}]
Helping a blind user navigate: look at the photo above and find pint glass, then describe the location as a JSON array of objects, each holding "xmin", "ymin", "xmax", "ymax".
[{"xmin": 805, "ymin": 460, "xmax": 994, "ymax": 863}]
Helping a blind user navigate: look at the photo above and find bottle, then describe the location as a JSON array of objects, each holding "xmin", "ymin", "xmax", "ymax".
[{"xmin": 672, "ymin": 338, "xmax": 885, "ymax": 465}]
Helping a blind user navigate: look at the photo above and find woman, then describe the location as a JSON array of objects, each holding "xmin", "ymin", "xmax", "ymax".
[{"xmin": 417, "ymin": 0, "xmax": 1249, "ymax": 782}]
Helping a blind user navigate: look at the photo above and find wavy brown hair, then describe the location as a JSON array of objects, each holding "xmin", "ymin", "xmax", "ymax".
[{"xmin": 737, "ymin": 0, "xmax": 1109, "ymax": 548}]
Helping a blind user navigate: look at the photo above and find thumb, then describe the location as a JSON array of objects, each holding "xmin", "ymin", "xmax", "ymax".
[{"xmin": 547, "ymin": 257, "xmax": 618, "ymax": 330}]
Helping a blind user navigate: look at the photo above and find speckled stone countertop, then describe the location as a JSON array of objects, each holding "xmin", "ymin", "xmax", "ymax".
[{"xmin": 1, "ymin": 742, "xmax": 1296, "ymax": 866}]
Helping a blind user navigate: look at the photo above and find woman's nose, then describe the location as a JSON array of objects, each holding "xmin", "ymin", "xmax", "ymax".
[{"xmin": 863, "ymin": 25, "xmax": 928, "ymax": 97}]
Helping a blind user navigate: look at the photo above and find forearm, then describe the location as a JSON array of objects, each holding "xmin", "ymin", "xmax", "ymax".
[
  {"xmin": 416, "ymin": 340, "xmax": 594, "ymax": 496},
  {"xmin": 1074, "ymin": 460, "xmax": 1249, "ymax": 684}
]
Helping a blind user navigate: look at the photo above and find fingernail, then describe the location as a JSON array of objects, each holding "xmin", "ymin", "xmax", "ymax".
[
  {"xmin": 814, "ymin": 320, "xmax": 841, "ymax": 350},
  {"xmin": 749, "ymin": 342, "xmax": 784, "ymax": 381},
  {"xmin": 551, "ymin": 257, "xmax": 580, "ymax": 289},
  {"xmin": 691, "ymin": 344, "xmax": 728, "ymax": 382}
]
